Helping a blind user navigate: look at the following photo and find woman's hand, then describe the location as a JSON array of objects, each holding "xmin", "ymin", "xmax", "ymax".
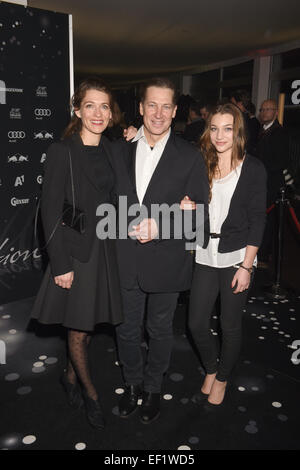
[
  {"xmin": 231, "ymin": 268, "xmax": 250, "ymax": 294},
  {"xmin": 54, "ymin": 271, "xmax": 74, "ymax": 289},
  {"xmin": 180, "ymin": 195, "xmax": 196, "ymax": 210},
  {"xmin": 123, "ymin": 126, "xmax": 138, "ymax": 141}
]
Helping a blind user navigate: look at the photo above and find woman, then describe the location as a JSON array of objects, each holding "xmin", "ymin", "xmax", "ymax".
[
  {"xmin": 31, "ymin": 77, "xmax": 123, "ymax": 429},
  {"xmin": 187, "ymin": 102, "xmax": 267, "ymax": 406}
]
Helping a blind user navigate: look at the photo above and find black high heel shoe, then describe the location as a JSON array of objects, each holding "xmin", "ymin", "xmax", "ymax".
[
  {"xmin": 82, "ymin": 390, "xmax": 105, "ymax": 430},
  {"xmin": 60, "ymin": 371, "xmax": 83, "ymax": 409}
]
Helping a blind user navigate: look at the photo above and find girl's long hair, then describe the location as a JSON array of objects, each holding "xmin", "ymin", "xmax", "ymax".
[
  {"xmin": 62, "ymin": 77, "xmax": 114, "ymax": 139},
  {"xmin": 199, "ymin": 102, "xmax": 246, "ymax": 200}
]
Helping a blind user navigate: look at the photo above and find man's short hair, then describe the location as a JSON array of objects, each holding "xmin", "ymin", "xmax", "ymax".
[
  {"xmin": 139, "ymin": 77, "xmax": 177, "ymax": 105},
  {"xmin": 189, "ymin": 101, "xmax": 201, "ymax": 116},
  {"xmin": 230, "ymin": 89, "xmax": 251, "ymax": 108}
]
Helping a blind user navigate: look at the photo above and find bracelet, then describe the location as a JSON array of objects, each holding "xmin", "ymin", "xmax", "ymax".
[{"xmin": 239, "ymin": 265, "xmax": 253, "ymax": 274}]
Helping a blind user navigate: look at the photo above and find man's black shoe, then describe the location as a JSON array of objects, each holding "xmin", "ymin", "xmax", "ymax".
[
  {"xmin": 119, "ymin": 384, "xmax": 141, "ymax": 418},
  {"xmin": 140, "ymin": 391, "xmax": 160, "ymax": 424}
]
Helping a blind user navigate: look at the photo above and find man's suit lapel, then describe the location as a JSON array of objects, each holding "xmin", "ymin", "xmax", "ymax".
[{"xmin": 126, "ymin": 140, "xmax": 138, "ymax": 190}]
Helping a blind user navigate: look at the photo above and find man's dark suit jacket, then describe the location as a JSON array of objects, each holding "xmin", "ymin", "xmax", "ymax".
[
  {"xmin": 110, "ymin": 132, "xmax": 209, "ymax": 293},
  {"xmin": 257, "ymin": 119, "xmax": 289, "ymax": 205}
]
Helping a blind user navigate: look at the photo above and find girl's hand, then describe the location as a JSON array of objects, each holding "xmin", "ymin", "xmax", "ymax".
[
  {"xmin": 231, "ymin": 268, "xmax": 250, "ymax": 294},
  {"xmin": 54, "ymin": 271, "xmax": 74, "ymax": 289}
]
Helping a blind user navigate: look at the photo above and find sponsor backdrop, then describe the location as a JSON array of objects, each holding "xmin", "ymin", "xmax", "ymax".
[{"xmin": 0, "ymin": 2, "xmax": 71, "ymax": 303}]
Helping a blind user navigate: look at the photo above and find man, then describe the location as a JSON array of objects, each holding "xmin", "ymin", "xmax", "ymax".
[
  {"xmin": 256, "ymin": 99, "xmax": 289, "ymax": 263},
  {"xmin": 199, "ymin": 104, "xmax": 211, "ymax": 122},
  {"xmin": 230, "ymin": 89, "xmax": 259, "ymax": 155},
  {"xmin": 182, "ymin": 101, "xmax": 205, "ymax": 144},
  {"xmin": 110, "ymin": 77, "xmax": 208, "ymax": 424}
]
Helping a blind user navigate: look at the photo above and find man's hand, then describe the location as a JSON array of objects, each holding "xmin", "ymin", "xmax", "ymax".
[
  {"xmin": 180, "ymin": 195, "xmax": 196, "ymax": 210},
  {"xmin": 128, "ymin": 218, "xmax": 158, "ymax": 243},
  {"xmin": 123, "ymin": 126, "xmax": 138, "ymax": 141},
  {"xmin": 54, "ymin": 271, "xmax": 74, "ymax": 289}
]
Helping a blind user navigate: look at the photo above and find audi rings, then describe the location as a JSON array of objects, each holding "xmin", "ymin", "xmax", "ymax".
[{"xmin": 34, "ymin": 108, "xmax": 51, "ymax": 117}]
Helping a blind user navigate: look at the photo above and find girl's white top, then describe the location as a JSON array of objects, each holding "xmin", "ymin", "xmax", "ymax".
[{"xmin": 196, "ymin": 161, "xmax": 257, "ymax": 268}]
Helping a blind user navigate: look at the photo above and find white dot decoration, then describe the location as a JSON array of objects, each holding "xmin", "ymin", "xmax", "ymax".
[
  {"xmin": 163, "ymin": 394, "xmax": 173, "ymax": 400},
  {"xmin": 178, "ymin": 445, "xmax": 191, "ymax": 450},
  {"xmin": 75, "ymin": 443, "xmax": 86, "ymax": 450},
  {"xmin": 2, "ymin": 315, "xmax": 11, "ymax": 319},
  {"xmin": 272, "ymin": 402, "xmax": 282, "ymax": 408},
  {"xmin": 238, "ymin": 386, "xmax": 246, "ymax": 392},
  {"xmin": 9, "ymin": 329, "xmax": 17, "ymax": 335},
  {"xmin": 137, "ymin": 399, "xmax": 142, "ymax": 406},
  {"xmin": 115, "ymin": 361, "xmax": 119, "ymax": 366},
  {"xmin": 17, "ymin": 386, "xmax": 32, "ymax": 395},
  {"xmin": 39, "ymin": 355, "xmax": 47, "ymax": 360},
  {"xmin": 5, "ymin": 373, "xmax": 20, "ymax": 381},
  {"xmin": 45, "ymin": 357, "xmax": 58, "ymax": 365},
  {"xmin": 258, "ymin": 336, "xmax": 265, "ymax": 340},
  {"xmin": 22, "ymin": 435, "xmax": 36, "ymax": 445},
  {"xmin": 33, "ymin": 362, "xmax": 44, "ymax": 368},
  {"xmin": 115, "ymin": 388, "xmax": 124, "ymax": 395}
]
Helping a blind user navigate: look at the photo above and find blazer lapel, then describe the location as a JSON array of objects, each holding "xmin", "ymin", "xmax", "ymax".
[
  {"xmin": 69, "ymin": 133, "xmax": 102, "ymax": 192},
  {"xmin": 126, "ymin": 141, "xmax": 138, "ymax": 191}
]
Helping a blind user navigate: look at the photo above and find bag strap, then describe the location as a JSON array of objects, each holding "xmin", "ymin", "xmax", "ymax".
[{"xmin": 34, "ymin": 145, "xmax": 73, "ymax": 249}]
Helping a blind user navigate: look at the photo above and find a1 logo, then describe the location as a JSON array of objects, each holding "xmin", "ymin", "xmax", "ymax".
[{"xmin": 291, "ymin": 80, "xmax": 300, "ymax": 105}]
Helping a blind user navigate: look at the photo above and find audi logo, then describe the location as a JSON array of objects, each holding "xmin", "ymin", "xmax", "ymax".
[
  {"xmin": 8, "ymin": 131, "xmax": 26, "ymax": 139},
  {"xmin": 34, "ymin": 108, "xmax": 51, "ymax": 117}
]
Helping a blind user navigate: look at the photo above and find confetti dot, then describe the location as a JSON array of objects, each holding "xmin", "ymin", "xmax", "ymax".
[
  {"xmin": 290, "ymin": 318, "xmax": 296, "ymax": 321},
  {"xmin": 266, "ymin": 375, "xmax": 274, "ymax": 379},
  {"xmin": 238, "ymin": 386, "xmax": 246, "ymax": 392},
  {"xmin": 188, "ymin": 436, "xmax": 199, "ymax": 444},
  {"xmin": 238, "ymin": 406, "xmax": 247, "ymax": 412},
  {"xmin": 75, "ymin": 443, "xmax": 86, "ymax": 450},
  {"xmin": 272, "ymin": 402, "xmax": 282, "ymax": 408},
  {"xmin": 2, "ymin": 315, "xmax": 11, "ymax": 319},
  {"xmin": 17, "ymin": 386, "xmax": 32, "ymax": 395},
  {"xmin": 115, "ymin": 388, "xmax": 124, "ymax": 395},
  {"xmin": 22, "ymin": 435, "xmax": 36, "ymax": 445},
  {"xmin": 9, "ymin": 329, "xmax": 17, "ymax": 335},
  {"xmin": 114, "ymin": 361, "xmax": 119, "ymax": 366},
  {"xmin": 180, "ymin": 398, "xmax": 189, "ymax": 405},
  {"xmin": 137, "ymin": 399, "xmax": 142, "ymax": 405},
  {"xmin": 258, "ymin": 336, "xmax": 265, "ymax": 340},
  {"xmin": 32, "ymin": 366, "xmax": 46, "ymax": 373},
  {"xmin": 251, "ymin": 387, "xmax": 259, "ymax": 391},
  {"xmin": 111, "ymin": 406, "xmax": 119, "ymax": 416},
  {"xmin": 39, "ymin": 355, "xmax": 47, "ymax": 360},
  {"xmin": 278, "ymin": 414, "xmax": 288, "ymax": 422},
  {"xmin": 289, "ymin": 308, "xmax": 295, "ymax": 312},
  {"xmin": 249, "ymin": 420, "xmax": 257, "ymax": 425},
  {"xmin": 45, "ymin": 357, "xmax": 57, "ymax": 365},
  {"xmin": 163, "ymin": 394, "xmax": 173, "ymax": 400},
  {"xmin": 170, "ymin": 373, "xmax": 184, "ymax": 382},
  {"xmin": 33, "ymin": 362, "xmax": 44, "ymax": 368},
  {"xmin": 245, "ymin": 424, "xmax": 258, "ymax": 434},
  {"xmin": 284, "ymin": 334, "xmax": 291, "ymax": 338},
  {"xmin": 178, "ymin": 445, "xmax": 191, "ymax": 450},
  {"xmin": 5, "ymin": 373, "xmax": 20, "ymax": 381},
  {"xmin": 107, "ymin": 348, "xmax": 114, "ymax": 352}
]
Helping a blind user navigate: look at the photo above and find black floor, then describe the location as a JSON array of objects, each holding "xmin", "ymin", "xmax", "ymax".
[{"xmin": 0, "ymin": 271, "xmax": 299, "ymax": 451}]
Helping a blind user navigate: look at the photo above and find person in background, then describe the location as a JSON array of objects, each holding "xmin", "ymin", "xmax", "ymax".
[
  {"xmin": 230, "ymin": 89, "xmax": 258, "ymax": 155},
  {"xmin": 182, "ymin": 101, "xmax": 205, "ymax": 144},
  {"xmin": 31, "ymin": 78, "xmax": 123, "ymax": 430},
  {"xmin": 184, "ymin": 102, "xmax": 266, "ymax": 406},
  {"xmin": 256, "ymin": 99, "xmax": 289, "ymax": 266},
  {"xmin": 104, "ymin": 101, "xmax": 127, "ymax": 141}
]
